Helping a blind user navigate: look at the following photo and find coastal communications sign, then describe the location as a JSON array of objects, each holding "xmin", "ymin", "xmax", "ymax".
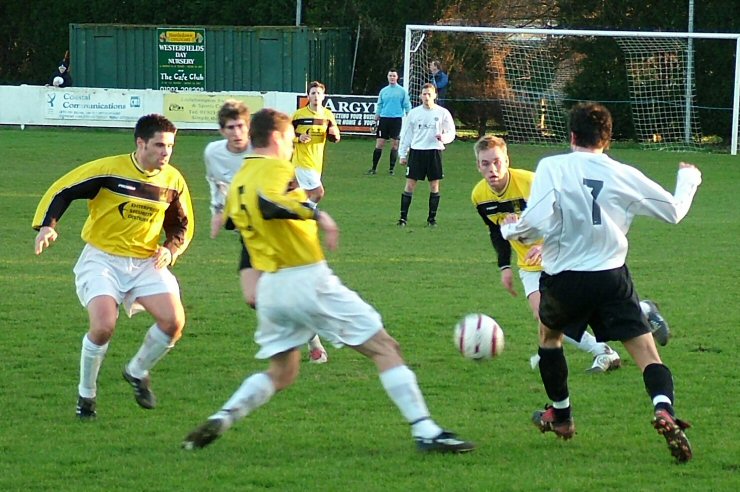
[
  {"xmin": 157, "ymin": 28, "xmax": 206, "ymax": 92},
  {"xmin": 45, "ymin": 89, "xmax": 143, "ymax": 121}
]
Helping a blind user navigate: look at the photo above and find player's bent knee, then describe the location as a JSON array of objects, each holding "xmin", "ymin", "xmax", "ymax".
[
  {"xmin": 156, "ymin": 314, "xmax": 185, "ymax": 340},
  {"xmin": 309, "ymin": 188, "xmax": 325, "ymax": 203},
  {"xmin": 169, "ymin": 324, "xmax": 185, "ymax": 344},
  {"xmin": 357, "ymin": 329, "xmax": 403, "ymax": 360},
  {"xmin": 87, "ymin": 324, "xmax": 116, "ymax": 345},
  {"xmin": 267, "ymin": 350, "xmax": 301, "ymax": 390},
  {"xmin": 385, "ymin": 334, "xmax": 402, "ymax": 357},
  {"xmin": 270, "ymin": 366, "xmax": 299, "ymax": 391},
  {"xmin": 539, "ymin": 323, "xmax": 562, "ymax": 346}
]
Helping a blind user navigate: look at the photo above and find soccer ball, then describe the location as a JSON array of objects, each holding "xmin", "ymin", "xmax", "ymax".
[
  {"xmin": 53, "ymin": 76, "xmax": 64, "ymax": 87},
  {"xmin": 454, "ymin": 313, "xmax": 504, "ymax": 360},
  {"xmin": 640, "ymin": 300, "xmax": 671, "ymax": 346}
]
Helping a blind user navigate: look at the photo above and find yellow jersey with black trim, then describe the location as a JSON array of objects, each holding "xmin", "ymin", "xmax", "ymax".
[
  {"xmin": 471, "ymin": 168, "xmax": 543, "ymax": 272},
  {"xmin": 32, "ymin": 153, "xmax": 194, "ymax": 260},
  {"xmin": 225, "ymin": 155, "xmax": 323, "ymax": 272},
  {"xmin": 291, "ymin": 105, "xmax": 337, "ymax": 173}
]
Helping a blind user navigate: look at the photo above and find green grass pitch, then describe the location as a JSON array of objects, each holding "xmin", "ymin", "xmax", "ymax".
[{"xmin": 1, "ymin": 126, "xmax": 738, "ymax": 491}]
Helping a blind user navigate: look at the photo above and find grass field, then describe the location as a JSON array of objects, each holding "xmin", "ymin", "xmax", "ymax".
[{"xmin": 1, "ymin": 126, "xmax": 739, "ymax": 491}]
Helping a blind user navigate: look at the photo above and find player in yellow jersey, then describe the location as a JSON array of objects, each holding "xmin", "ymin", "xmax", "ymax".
[
  {"xmin": 183, "ymin": 108, "xmax": 474, "ymax": 454},
  {"xmin": 292, "ymin": 80, "xmax": 340, "ymax": 204},
  {"xmin": 472, "ymin": 135, "xmax": 622, "ymax": 373},
  {"xmin": 33, "ymin": 114, "xmax": 194, "ymax": 419},
  {"xmin": 291, "ymin": 80, "xmax": 338, "ymax": 361}
]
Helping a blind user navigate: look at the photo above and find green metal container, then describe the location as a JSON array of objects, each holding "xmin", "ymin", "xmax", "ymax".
[{"xmin": 69, "ymin": 24, "xmax": 352, "ymax": 93}]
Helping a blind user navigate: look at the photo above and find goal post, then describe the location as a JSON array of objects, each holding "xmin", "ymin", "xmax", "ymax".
[{"xmin": 404, "ymin": 25, "xmax": 740, "ymax": 155}]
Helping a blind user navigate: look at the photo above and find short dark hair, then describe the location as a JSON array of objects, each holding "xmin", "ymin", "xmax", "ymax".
[
  {"xmin": 249, "ymin": 108, "xmax": 291, "ymax": 148},
  {"xmin": 308, "ymin": 80, "xmax": 326, "ymax": 93},
  {"xmin": 474, "ymin": 135, "xmax": 507, "ymax": 160},
  {"xmin": 569, "ymin": 102, "xmax": 612, "ymax": 149},
  {"xmin": 134, "ymin": 114, "xmax": 176, "ymax": 142},
  {"xmin": 217, "ymin": 100, "xmax": 250, "ymax": 128},
  {"xmin": 388, "ymin": 68, "xmax": 398, "ymax": 74}
]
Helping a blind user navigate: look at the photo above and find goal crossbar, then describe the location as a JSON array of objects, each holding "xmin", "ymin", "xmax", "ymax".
[{"xmin": 404, "ymin": 25, "xmax": 740, "ymax": 155}]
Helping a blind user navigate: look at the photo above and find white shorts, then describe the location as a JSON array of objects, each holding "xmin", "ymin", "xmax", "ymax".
[
  {"xmin": 294, "ymin": 167, "xmax": 322, "ymax": 191},
  {"xmin": 73, "ymin": 244, "xmax": 180, "ymax": 317},
  {"xmin": 254, "ymin": 261, "xmax": 383, "ymax": 359},
  {"xmin": 518, "ymin": 269, "xmax": 542, "ymax": 298}
]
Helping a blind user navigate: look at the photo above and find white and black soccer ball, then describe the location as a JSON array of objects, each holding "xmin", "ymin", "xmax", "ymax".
[
  {"xmin": 52, "ymin": 76, "xmax": 64, "ymax": 87},
  {"xmin": 454, "ymin": 313, "xmax": 504, "ymax": 360},
  {"xmin": 640, "ymin": 299, "xmax": 671, "ymax": 346}
]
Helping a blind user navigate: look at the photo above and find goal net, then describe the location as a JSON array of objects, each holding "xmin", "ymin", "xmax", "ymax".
[
  {"xmin": 405, "ymin": 29, "xmax": 572, "ymax": 146},
  {"xmin": 616, "ymin": 37, "xmax": 702, "ymax": 151},
  {"xmin": 404, "ymin": 25, "xmax": 740, "ymax": 154}
]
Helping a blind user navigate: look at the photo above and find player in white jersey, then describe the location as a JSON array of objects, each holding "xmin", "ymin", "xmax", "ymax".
[
  {"xmin": 206, "ymin": 100, "xmax": 329, "ymax": 362},
  {"xmin": 204, "ymin": 100, "xmax": 252, "ymax": 239},
  {"xmin": 397, "ymin": 83, "xmax": 455, "ymax": 227},
  {"xmin": 472, "ymin": 135, "xmax": 622, "ymax": 373},
  {"xmin": 204, "ymin": 100, "xmax": 262, "ymax": 310},
  {"xmin": 501, "ymin": 102, "xmax": 701, "ymax": 463}
]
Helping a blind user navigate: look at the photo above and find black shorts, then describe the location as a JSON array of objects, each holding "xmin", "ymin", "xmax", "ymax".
[
  {"xmin": 238, "ymin": 237, "xmax": 252, "ymax": 270},
  {"xmin": 406, "ymin": 149, "xmax": 444, "ymax": 181},
  {"xmin": 377, "ymin": 117, "xmax": 402, "ymax": 140},
  {"xmin": 538, "ymin": 265, "xmax": 650, "ymax": 343}
]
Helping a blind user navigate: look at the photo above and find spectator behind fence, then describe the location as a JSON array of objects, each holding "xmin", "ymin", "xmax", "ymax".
[{"xmin": 47, "ymin": 51, "xmax": 72, "ymax": 88}]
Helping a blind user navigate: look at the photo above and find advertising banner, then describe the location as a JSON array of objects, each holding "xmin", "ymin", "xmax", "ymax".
[
  {"xmin": 45, "ymin": 89, "xmax": 143, "ymax": 121},
  {"xmin": 157, "ymin": 28, "xmax": 206, "ymax": 92},
  {"xmin": 296, "ymin": 95, "xmax": 377, "ymax": 135},
  {"xmin": 164, "ymin": 93, "xmax": 264, "ymax": 123}
]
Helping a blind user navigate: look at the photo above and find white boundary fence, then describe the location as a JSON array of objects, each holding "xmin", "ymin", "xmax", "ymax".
[{"xmin": 0, "ymin": 85, "xmax": 378, "ymax": 134}]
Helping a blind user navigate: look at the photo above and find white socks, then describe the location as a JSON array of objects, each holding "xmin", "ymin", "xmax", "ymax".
[
  {"xmin": 565, "ymin": 331, "xmax": 608, "ymax": 356},
  {"xmin": 213, "ymin": 372, "xmax": 276, "ymax": 427},
  {"xmin": 79, "ymin": 325, "xmax": 175, "ymax": 397},
  {"xmin": 126, "ymin": 324, "xmax": 174, "ymax": 379},
  {"xmin": 200, "ymin": 366, "xmax": 443, "ymax": 439},
  {"xmin": 380, "ymin": 365, "xmax": 442, "ymax": 439},
  {"xmin": 653, "ymin": 395, "xmax": 672, "ymax": 407},
  {"xmin": 553, "ymin": 397, "xmax": 571, "ymax": 409},
  {"xmin": 79, "ymin": 334, "xmax": 109, "ymax": 398}
]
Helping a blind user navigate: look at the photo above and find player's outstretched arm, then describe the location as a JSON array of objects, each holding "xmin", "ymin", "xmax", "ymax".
[
  {"xmin": 638, "ymin": 161, "xmax": 702, "ymax": 224},
  {"xmin": 34, "ymin": 226, "xmax": 58, "ymax": 255}
]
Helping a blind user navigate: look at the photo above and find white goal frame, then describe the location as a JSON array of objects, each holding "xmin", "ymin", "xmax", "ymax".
[{"xmin": 404, "ymin": 25, "xmax": 740, "ymax": 155}]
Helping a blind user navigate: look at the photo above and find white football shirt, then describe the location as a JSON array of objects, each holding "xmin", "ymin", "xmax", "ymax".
[
  {"xmin": 398, "ymin": 104, "xmax": 455, "ymax": 159},
  {"xmin": 501, "ymin": 151, "xmax": 702, "ymax": 274},
  {"xmin": 204, "ymin": 139, "xmax": 251, "ymax": 214}
]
